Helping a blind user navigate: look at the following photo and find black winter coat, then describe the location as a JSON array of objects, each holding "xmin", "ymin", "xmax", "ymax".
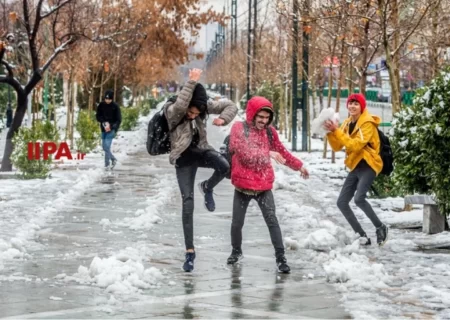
[{"xmin": 96, "ymin": 102, "xmax": 122, "ymax": 133}]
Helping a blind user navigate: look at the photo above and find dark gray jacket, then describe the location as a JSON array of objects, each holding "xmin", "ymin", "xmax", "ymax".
[{"xmin": 164, "ymin": 80, "xmax": 238, "ymax": 165}]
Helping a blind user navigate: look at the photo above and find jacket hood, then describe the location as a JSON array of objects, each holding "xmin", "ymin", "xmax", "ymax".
[{"xmin": 246, "ymin": 96, "xmax": 274, "ymax": 124}]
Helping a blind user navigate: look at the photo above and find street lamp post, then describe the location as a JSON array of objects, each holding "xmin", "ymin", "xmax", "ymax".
[
  {"xmin": 292, "ymin": 0, "xmax": 299, "ymax": 151},
  {"xmin": 246, "ymin": 0, "xmax": 252, "ymax": 104},
  {"xmin": 301, "ymin": 2, "xmax": 310, "ymax": 152}
]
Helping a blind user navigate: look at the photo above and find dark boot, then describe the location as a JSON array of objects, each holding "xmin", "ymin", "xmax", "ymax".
[
  {"xmin": 275, "ymin": 252, "xmax": 290, "ymax": 273},
  {"xmin": 376, "ymin": 224, "xmax": 389, "ymax": 246},
  {"xmin": 227, "ymin": 248, "xmax": 243, "ymax": 265}
]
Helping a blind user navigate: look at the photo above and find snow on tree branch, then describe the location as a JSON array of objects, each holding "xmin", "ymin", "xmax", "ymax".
[
  {"xmin": 40, "ymin": 38, "xmax": 74, "ymax": 73},
  {"xmin": 40, "ymin": 0, "xmax": 73, "ymax": 19}
]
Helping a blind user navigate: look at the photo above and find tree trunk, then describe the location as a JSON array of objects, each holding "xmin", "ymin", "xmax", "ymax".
[
  {"xmin": 348, "ymin": 53, "xmax": 354, "ymax": 94},
  {"xmin": 430, "ymin": 3, "xmax": 439, "ymax": 79},
  {"xmin": 279, "ymin": 85, "xmax": 285, "ymax": 133},
  {"xmin": 284, "ymin": 80, "xmax": 289, "ymax": 138},
  {"xmin": 88, "ymin": 88, "xmax": 94, "ymax": 112},
  {"xmin": 99, "ymin": 71, "xmax": 104, "ymax": 101},
  {"xmin": 333, "ymin": 38, "xmax": 347, "ymax": 163},
  {"xmin": 324, "ymin": 42, "xmax": 337, "ymax": 159},
  {"xmin": 390, "ymin": 0, "xmax": 402, "ymax": 114},
  {"xmin": 63, "ymin": 75, "xmax": 69, "ymax": 108},
  {"xmin": 70, "ymin": 82, "xmax": 77, "ymax": 148},
  {"xmin": 32, "ymin": 90, "xmax": 36, "ymax": 126},
  {"xmin": 359, "ymin": 1, "xmax": 371, "ymax": 96},
  {"xmin": 288, "ymin": 85, "xmax": 292, "ymax": 143},
  {"xmin": 1, "ymin": 92, "xmax": 28, "ymax": 171},
  {"xmin": 66, "ymin": 75, "xmax": 73, "ymax": 141},
  {"xmin": 51, "ymin": 75, "xmax": 56, "ymax": 126}
]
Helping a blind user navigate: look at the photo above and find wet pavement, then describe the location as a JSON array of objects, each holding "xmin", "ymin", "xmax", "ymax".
[{"xmin": 0, "ymin": 131, "xmax": 350, "ymax": 319}]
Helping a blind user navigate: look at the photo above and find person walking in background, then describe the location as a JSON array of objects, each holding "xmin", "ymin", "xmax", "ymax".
[
  {"xmin": 324, "ymin": 93, "xmax": 389, "ymax": 246},
  {"xmin": 96, "ymin": 89, "xmax": 121, "ymax": 170}
]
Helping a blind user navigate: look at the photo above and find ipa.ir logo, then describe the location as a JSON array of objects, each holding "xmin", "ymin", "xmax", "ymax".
[{"xmin": 27, "ymin": 142, "xmax": 86, "ymax": 161}]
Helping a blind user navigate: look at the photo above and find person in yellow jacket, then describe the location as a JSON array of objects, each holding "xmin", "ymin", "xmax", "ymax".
[{"xmin": 324, "ymin": 93, "xmax": 388, "ymax": 246}]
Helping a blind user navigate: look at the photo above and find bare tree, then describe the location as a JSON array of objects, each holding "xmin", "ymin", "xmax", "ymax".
[{"xmin": 0, "ymin": 0, "xmax": 91, "ymax": 171}]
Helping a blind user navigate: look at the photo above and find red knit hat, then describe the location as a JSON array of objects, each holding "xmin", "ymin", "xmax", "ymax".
[{"xmin": 347, "ymin": 93, "xmax": 366, "ymax": 112}]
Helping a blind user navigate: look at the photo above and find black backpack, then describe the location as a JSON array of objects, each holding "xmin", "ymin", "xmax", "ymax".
[
  {"xmin": 220, "ymin": 122, "xmax": 273, "ymax": 179},
  {"xmin": 146, "ymin": 96, "xmax": 178, "ymax": 156},
  {"xmin": 377, "ymin": 128, "xmax": 394, "ymax": 175}
]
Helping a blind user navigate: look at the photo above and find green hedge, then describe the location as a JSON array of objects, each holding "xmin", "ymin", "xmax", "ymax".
[
  {"xmin": 121, "ymin": 107, "xmax": 139, "ymax": 131},
  {"xmin": 76, "ymin": 110, "xmax": 100, "ymax": 154},
  {"xmin": 11, "ymin": 121, "xmax": 60, "ymax": 179}
]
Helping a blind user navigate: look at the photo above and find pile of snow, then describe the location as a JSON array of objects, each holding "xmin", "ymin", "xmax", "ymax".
[
  {"xmin": 323, "ymin": 251, "xmax": 390, "ymax": 287},
  {"xmin": 60, "ymin": 248, "xmax": 164, "ymax": 295}
]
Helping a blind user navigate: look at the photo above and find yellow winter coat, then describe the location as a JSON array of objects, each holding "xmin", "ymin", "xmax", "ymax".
[{"xmin": 327, "ymin": 109, "xmax": 383, "ymax": 175}]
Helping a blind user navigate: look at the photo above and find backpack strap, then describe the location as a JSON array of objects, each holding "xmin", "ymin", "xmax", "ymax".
[
  {"xmin": 243, "ymin": 121, "xmax": 250, "ymax": 138},
  {"xmin": 266, "ymin": 126, "xmax": 273, "ymax": 146}
]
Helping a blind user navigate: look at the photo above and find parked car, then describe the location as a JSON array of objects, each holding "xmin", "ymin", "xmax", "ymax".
[{"xmin": 377, "ymin": 88, "xmax": 391, "ymax": 103}]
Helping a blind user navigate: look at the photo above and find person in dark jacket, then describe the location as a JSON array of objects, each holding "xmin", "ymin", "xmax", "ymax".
[
  {"xmin": 164, "ymin": 68, "xmax": 238, "ymax": 272},
  {"xmin": 96, "ymin": 90, "xmax": 121, "ymax": 170},
  {"xmin": 227, "ymin": 96, "xmax": 309, "ymax": 273}
]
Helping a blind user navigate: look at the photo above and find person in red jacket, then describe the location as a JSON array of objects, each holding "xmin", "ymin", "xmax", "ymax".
[{"xmin": 227, "ymin": 96, "xmax": 309, "ymax": 273}]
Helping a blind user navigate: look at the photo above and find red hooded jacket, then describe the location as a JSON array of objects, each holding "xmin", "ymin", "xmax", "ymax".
[{"xmin": 229, "ymin": 96, "xmax": 303, "ymax": 191}]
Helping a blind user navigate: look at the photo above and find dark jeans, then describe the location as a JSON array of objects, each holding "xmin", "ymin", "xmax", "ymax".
[
  {"xmin": 176, "ymin": 149, "xmax": 229, "ymax": 250},
  {"xmin": 231, "ymin": 189, "xmax": 285, "ymax": 255},
  {"xmin": 337, "ymin": 161, "xmax": 383, "ymax": 236}
]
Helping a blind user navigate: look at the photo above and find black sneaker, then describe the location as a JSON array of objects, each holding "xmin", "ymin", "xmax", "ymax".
[
  {"xmin": 198, "ymin": 181, "xmax": 215, "ymax": 212},
  {"xmin": 111, "ymin": 159, "xmax": 117, "ymax": 169},
  {"xmin": 276, "ymin": 255, "xmax": 291, "ymax": 273},
  {"xmin": 376, "ymin": 224, "xmax": 389, "ymax": 246},
  {"xmin": 227, "ymin": 248, "xmax": 243, "ymax": 265},
  {"xmin": 183, "ymin": 252, "xmax": 196, "ymax": 272}
]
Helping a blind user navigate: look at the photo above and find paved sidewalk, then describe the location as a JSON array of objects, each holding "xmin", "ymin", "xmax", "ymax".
[{"xmin": 0, "ymin": 146, "xmax": 350, "ymax": 319}]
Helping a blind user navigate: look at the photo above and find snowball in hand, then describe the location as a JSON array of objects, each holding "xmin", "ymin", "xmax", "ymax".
[{"xmin": 311, "ymin": 108, "xmax": 340, "ymax": 135}]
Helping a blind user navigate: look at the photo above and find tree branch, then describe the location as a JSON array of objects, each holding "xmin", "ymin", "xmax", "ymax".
[
  {"xmin": 1, "ymin": 60, "xmax": 14, "ymax": 77},
  {"xmin": 40, "ymin": 37, "xmax": 74, "ymax": 73},
  {"xmin": 32, "ymin": 0, "xmax": 45, "ymax": 42},
  {"xmin": 392, "ymin": 1, "xmax": 440, "ymax": 56},
  {"xmin": 23, "ymin": 0, "xmax": 39, "ymax": 71},
  {"xmin": 346, "ymin": 14, "xmax": 381, "ymax": 27},
  {"xmin": 41, "ymin": 0, "xmax": 73, "ymax": 19},
  {"xmin": 23, "ymin": 0, "xmax": 32, "ymax": 36},
  {"xmin": 0, "ymin": 75, "xmax": 24, "ymax": 93}
]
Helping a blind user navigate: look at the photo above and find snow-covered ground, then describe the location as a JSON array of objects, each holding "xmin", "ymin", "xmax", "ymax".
[
  {"xmin": 0, "ymin": 103, "xmax": 165, "ymax": 277},
  {"xmin": 1, "ymin": 97, "xmax": 450, "ymax": 318},
  {"xmin": 274, "ymin": 134, "xmax": 450, "ymax": 319}
]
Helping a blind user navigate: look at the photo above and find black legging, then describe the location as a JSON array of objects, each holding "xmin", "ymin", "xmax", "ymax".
[
  {"xmin": 176, "ymin": 149, "xmax": 229, "ymax": 250},
  {"xmin": 231, "ymin": 189, "xmax": 285, "ymax": 255}
]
